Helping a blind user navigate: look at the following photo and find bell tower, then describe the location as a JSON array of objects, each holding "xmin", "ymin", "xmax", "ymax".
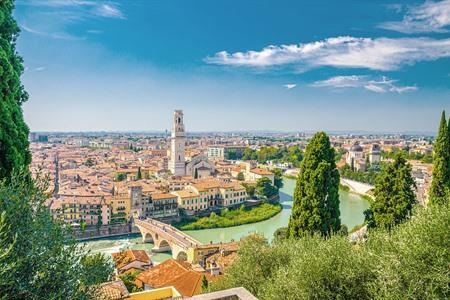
[{"xmin": 169, "ymin": 110, "xmax": 186, "ymax": 176}]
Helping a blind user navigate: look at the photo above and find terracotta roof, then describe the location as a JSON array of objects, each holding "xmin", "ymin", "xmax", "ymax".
[
  {"xmin": 250, "ymin": 168, "xmax": 273, "ymax": 176},
  {"xmin": 111, "ymin": 250, "xmax": 151, "ymax": 270},
  {"xmin": 96, "ymin": 280, "xmax": 129, "ymax": 300},
  {"xmin": 151, "ymin": 193, "xmax": 177, "ymax": 200},
  {"xmin": 174, "ymin": 189, "xmax": 198, "ymax": 198},
  {"xmin": 135, "ymin": 259, "xmax": 206, "ymax": 297},
  {"xmin": 206, "ymin": 251, "xmax": 238, "ymax": 270}
]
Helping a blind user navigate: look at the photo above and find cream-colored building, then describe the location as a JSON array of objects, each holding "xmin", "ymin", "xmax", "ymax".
[
  {"xmin": 246, "ymin": 168, "xmax": 275, "ymax": 185},
  {"xmin": 174, "ymin": 179, "xmax": 247, "ymax": 212}
]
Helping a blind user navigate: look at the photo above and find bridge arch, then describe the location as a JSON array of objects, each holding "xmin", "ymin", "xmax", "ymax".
[
  {"xmin": 176, "ymin": 251, "xmax": 187, "ymax": 261},
  {"xmin": 158, "ymin": 239, "xmax": 171, "ymax": 249},
  {"xmin": 142, "ymin": 232, "xmax": 154, "ymax": 243}
]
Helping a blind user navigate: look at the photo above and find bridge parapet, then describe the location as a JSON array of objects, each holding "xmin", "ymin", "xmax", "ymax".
[{"xmin": 134, "ymin": 218, "xmax": 203, "ymax": 262}]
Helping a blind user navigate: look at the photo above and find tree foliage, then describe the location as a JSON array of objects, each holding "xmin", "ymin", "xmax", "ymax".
[
  {"xmin": 0, "ymin": 172, "xmax": 113, "ymax": 299},
  {"xmin": 242, "ymin": 145, "xmax": 303, "ymax": 167},
  {"xmin": 212, "ymin": 203, "xmax": 450, "ymax": 299},
  {"xmin": 0, "ymin": 0, "xmax": 31, "ymax": 181},
  {"xmin": 288, "ymin": 132, "xmax": 340, "ymax": 237},
  {"xmin": 119, "ymin": 270, "xmax": 142, "ymax": 293},
  {"xmin": 273, "ymin": 168, "xmax": 284, "ymax": 189},
  {"xmin": 339, "ymin": 163, "xmax": 380, "ymax": 185},
  {"xmin": 255, "ymin": 177, "xmax": 278, "ymax": 199},
  {"xmin": 429, "ymin": 111, "xmax": 450, "ymax": 205},
  {"xmin": 364, "ymin": 153, "xmax": 416, "ymax": 230},
  {"xmin": 0, "ymin": 3, "xmax": 113, "ymax": 298}
]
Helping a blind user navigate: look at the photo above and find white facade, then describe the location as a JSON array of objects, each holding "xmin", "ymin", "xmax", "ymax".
[
  {"xmin": 169, "ymin": 110, "xmax": 186, "ymax": 176},
  {"xmin": 369, "ymin": 144, "xmax": 381, "ymax": 164}
]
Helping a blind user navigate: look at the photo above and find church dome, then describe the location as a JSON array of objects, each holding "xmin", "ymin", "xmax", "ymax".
[{"xmin": 350, "ymin": 143, "xmax": 363, "ymax": 152}]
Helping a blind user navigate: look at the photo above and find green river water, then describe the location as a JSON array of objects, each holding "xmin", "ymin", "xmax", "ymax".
[{"xmin": 83, "ymin": 178, "xmax": 369, "ymax": 263}]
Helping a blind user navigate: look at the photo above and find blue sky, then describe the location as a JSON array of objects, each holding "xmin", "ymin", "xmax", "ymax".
[{"xmin": 14, "ymin": 0, "xmax": 450, "ymax": 133}]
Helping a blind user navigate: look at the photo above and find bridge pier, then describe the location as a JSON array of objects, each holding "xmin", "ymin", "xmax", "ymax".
[{"xmin": 151, "ymin": 245, "xmax": 172, "ymax": 253}]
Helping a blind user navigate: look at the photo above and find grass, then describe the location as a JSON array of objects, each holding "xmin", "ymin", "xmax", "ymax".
[
  {"xmin": 339, "ymin": 183, "xmax": 350, "ymax": 192},
  {"xmin": 174, "ymin": 203, "xmax": 282, "ymax": 230}
]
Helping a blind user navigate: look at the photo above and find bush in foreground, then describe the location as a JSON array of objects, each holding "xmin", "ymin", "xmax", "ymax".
[
  {"xmin": 0, "ymin": 173, "xmax": 113, "ymax": 299},
  {"xmin": 211, "ymin": 204, "xmax": 450, "ymax": 299}
]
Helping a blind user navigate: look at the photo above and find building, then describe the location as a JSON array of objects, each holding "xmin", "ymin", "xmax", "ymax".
[
  {"xmin": 135, "ymin": 259, "xmax": 214, "ymax": 298},
  {"xmin": 149, "ymin": 193, "xmax": 179, "ymax": 219},
  {"xmin": 247, "ymin": 168, "xmax": 274, "ymax": 185},
  {"xmin": 173, "ymin": 189, "xmax": 205, "ymax": 212},
  {"xmin": 185, "ymin": 154, "xmax": 215, "ymax": 178},
  {"xmin": 169, "ymin": 110, "xmax": 186, "ymax": 176},
  {"xmin": 369, "ymin": 144, "xmax": 381, "ymax": 164},
  {"xmin": 111, "ymin": 250, "xmax": 152, "ymax": 274},
  {"xmin": 50, "ymin": 195, "xmax": 110, "ymax": 226},
  {"xmin": 207, "ymin": 146, "xmax": 246, "ymax": 160},
  {"xmin": 346, "ymin": 142, "xmax": 366, "ymax": 171}
]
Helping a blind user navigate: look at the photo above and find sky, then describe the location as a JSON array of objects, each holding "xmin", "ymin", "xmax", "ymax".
[{"xmin": 13, "ymin": 0, "xmax": 450, "ymax": 133}]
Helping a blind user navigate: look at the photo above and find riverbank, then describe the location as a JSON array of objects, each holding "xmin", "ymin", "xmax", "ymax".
[
  {"xmin": 340, "ymin": 178, "xmax": 374, "ymax": 198},
  {"xmin": 83, "ymin": 178, "xmax": 370, "ymax": 260},
  {"xmin": 174, "ymin": 203, "xmax": 282, "ymax": 230}
]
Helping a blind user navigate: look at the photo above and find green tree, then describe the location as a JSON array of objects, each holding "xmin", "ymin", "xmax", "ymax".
[
  {"xmin": 273, "ymin": 227, "xmax": 288, "ymax": 241},
  {"xmin": 242, "ymin": 148, "xmax": 257, "ymax": 161},
  {"xmin": 194, "ymin": 168, "xmax": 198, "ymax": 179},
  {"xmin": 288, "ymin": 132, "xmax": 340, "ymax": 237},
  {"xmin": 255, "ymin": 177, "xmax": 278, "ymax": 199},
  {"xmin": 136, "ymin": 167, "xmax": 142, "ymax": 180},
  {"xmin": 364, "ymin": 153, "xmax": 416, "ymax": 230},
  {"xmin": 96, "ymin": 209, "xmax": 103, "ymax": 231},
  {"xmin": 84, "ymin": 158, "xmax": 94, "ymax": 167},
  {"xmin": 0, "ymin": 211, "xmax": 15, "ymax": 290},
  {"xmin": 0, "ymin": 173, "xmax": 114, "ymax": 299},
  {"xmin": 119, "ymin": 270, "xmax": 142, "ymax": 293},
  {"xmin": 285, "ymin": 145, "xmax": 303, "ymax": 167},
  {"xmin": 0, "ymin": 3, "xmax": 113, "ymax": 298},
  {"xmin": 429, "ymin": 111, "xmax": 450, "ymax": 205},
  {"xmin": 237, "ymin": 171, "xmax": 245, "ymax": 181},
  {"xmin": 201, "ymin": 275, "xmax": 209, "ymax": 293},
  {"xmin": 212, "ymin": 204, "xmax": 450, "ymax": 299},
  {"xmin": 115, "ymin": 173, "xmax": 126, "ymax": 181},
  {"xmin": 242, "ymin": 183, "xmax": 255, "ymax": 199},
  {"xmin": 79, "ymin": 253, "xmax": 114, "ymax": 293},
  {"xmin": 0, "ymin": 0, "xmax": 31, "ymax": 181},
  {"xmin": 273, "ymin": 168, "xmax": 284, "ymax": 189}
]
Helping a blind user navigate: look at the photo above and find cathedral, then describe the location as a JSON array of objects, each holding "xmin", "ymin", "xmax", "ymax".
[{"xmin": 168, "ymin": 110, "xmax": 214, "ymax": 178}]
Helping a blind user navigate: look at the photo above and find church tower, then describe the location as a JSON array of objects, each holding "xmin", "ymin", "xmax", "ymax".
[{"xmin": 169, "ymin": 110, "xmax": 186, "ymax": 176}]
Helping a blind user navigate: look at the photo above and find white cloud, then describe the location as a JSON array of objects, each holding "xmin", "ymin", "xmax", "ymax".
[
  {"xmin": 380, "ymin": 0, "xmax": 450, "ymax": 33},
  {"xmin": 311, "ymin": 75, "xmax": 417, "ymax": 94},
  {"xmin": 34, "ymin": 67, "xmax": 46, "ymax": 71},
  {"xmin": 20, "ymin": 24, "xmax": 82, "ymax": 40},
  {"xmin": 95, "ymin": 4, "xmax": 125, "ymax": 19},
  {"xmin": 283, "ymin": 84, "xmax": 297, "ymax": 90},
  {"xmin": 18, "ymin": 0, "xmax": 125, "ymax": 19},
  {"xmin": 205, "ymin": 36, "xmax": 450, "ymax": 71}
]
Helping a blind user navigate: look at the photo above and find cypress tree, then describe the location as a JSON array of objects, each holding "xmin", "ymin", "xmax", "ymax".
[
  {"xmin": 365, "ymin": 153, "xmax": 416, "ymax": 230},
  {"xmin": 136, "ymin": 167, "xmax": 142, "ymax": 180},
  {"xmin": 0, "ymin": 0, "xmax": 31, "ymax": 181},
  {"xmin": 288, "ymin": 132, "xmax": 340, "ymax": 237},
  {"xmin": 429, "ymin": 111, "xmax": 450, "ymax": 205}
]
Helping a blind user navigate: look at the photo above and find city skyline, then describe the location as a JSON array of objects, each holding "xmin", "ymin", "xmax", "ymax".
[{"xmin": 15, "ymin": 0, "xmax": 450, "ymax": 132}]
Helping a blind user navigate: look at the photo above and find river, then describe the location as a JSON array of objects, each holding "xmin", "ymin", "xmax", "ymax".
[{"xmin": 83, "ymin": 178, "xmax": 369, "ymax": 263}]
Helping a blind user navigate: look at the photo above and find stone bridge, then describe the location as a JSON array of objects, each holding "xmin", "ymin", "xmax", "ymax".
[{"xmin": 134, "ymin": 218, "xmax": 202, "ymax": 262}]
